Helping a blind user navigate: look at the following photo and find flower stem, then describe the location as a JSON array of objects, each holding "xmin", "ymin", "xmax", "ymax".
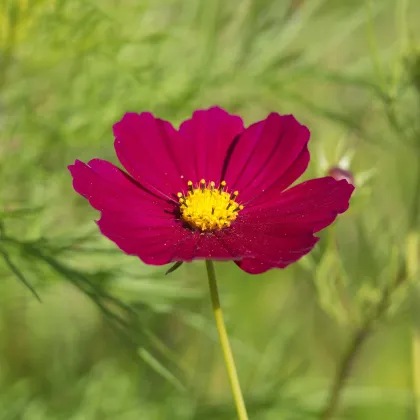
[
  {"xmin": 320, "ymin": 324, "xmax": 371, "ymax": 420},
  {"xmin": 408, "ymin": 232, "xmax": 420, "ymax": 418},
  {"xmin": 320, "ymin": 263, "xmax": 407, "ymax": 420},
  {"xmin": 205, "ymin": 260, "xmax": 249, "ymax": 420},
  {"xmin": 412, "ymin": 326, "xmax": 420, "ymax": 419}
]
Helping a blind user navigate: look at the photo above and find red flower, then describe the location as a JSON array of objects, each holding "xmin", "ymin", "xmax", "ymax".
[{"xmin": 69, "ymin": 107, "xmax": 354, "ymax": 274}]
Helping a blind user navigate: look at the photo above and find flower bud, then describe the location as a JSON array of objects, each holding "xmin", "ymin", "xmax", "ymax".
[{"xmin": 328, "ymin": 167, "xmax": 355, "ymax": 185}]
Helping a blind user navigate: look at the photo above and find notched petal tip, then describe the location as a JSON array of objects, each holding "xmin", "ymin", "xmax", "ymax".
[
  {"xmin": 68, "ymin": 159, "xmax": 89, "ymax": 193},
  {"xmin": 112, "ymin": 111, "xmax": 155, "ymax": 133},
  {"xmin": 266, "ymin": 112, "xmax": 311, "ymax": 137},
  {"xmin": 68, "ymin": 159, "xmax": 84, "ymax": 173},
  {"xmin": 190, "ymin": 105, "xmax": 242, "ymax": 118},
  {"xmin": 330, "ymin": 177, "xmax": 356, "ymax": 211}
]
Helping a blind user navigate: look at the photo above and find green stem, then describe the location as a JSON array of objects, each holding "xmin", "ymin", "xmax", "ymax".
[
  {"xmin": 321, "ymin": 262, "xmax": 407, "ymax": 420},
  {"xmin": 413, "ymin": 326, "xmax": 420, "ymax": 419},
  {"xmin": 408, "ymin": 232, "xmax": 420, "ymax": 418},
  {"xmin": 205, "ymin": 260, "xmax": 249, "ymax": 420},
  {"xmin": 320, "ymin": 321, "xmax": 372, "ymax": 420},
  {"xmin": 410, "ymin": 155, "xmax": 420, "ymax": 418}
]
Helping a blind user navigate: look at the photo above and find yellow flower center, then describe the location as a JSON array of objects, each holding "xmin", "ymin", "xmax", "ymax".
[{"xmin": 177, "ymin": 180, "xmax": 244, "ymax": 231}]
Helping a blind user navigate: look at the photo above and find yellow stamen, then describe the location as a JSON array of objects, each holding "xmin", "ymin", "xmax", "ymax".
[{"xmin": 177, "ymin": 180, "xmax": 243, "ymax": 231}]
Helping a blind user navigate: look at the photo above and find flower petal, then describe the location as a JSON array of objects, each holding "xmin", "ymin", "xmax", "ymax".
[
  {"xmin": 194, "ymin": 233, "xmax": 243, "ymax": 260},
  {"xmin": 97, "ymin": 213, "xmax": 196, "ymax": 265},
  {"xmin": 227, "ymin": 177, "xmax": 354, "ymax": 274},
  {"xmin": 226, "ymin": 222, "xmax": 319, "ymax": 274},
  {"xmin": 245, "ymin": 177, "xmax": 354, "ymax": 233},
  {"xmin": 69, "ymin": 159, "xmax": 172, "ymax": 216},
  {"xmin": 69, "ymin": 159, "xmax": 197, "ymax": 265},
  {"xmin": 235, "ymin": 258, "xmax": 289, "ymax": 275},
  {"xmin": 179, "ymin": 107, "xmax": 244, "ymax": 184},
  {"xmin": 223, "ymin": 113, "xmax": 310, "ymax": 204},
  {"xmin": 113, "ymin": 112, "xmax": 189, "ymax": 201}
]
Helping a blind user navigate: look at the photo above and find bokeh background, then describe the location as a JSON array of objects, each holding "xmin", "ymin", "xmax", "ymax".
[{"xmin": 1, "ymin": 0, "xmax": 420, "ymax": 419}]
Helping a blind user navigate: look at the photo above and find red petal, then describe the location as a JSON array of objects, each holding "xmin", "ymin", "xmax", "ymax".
[
  {"xmin": 69, "ymin": 159, "xmax": 171, "ymax": 214},
  {"xmin": 68, "ymin": 159, "xmax": 196, "ymax": 265},
  {"xmin": 235, "ymin": 258, "xmax": 288, "ymax": 275},
  {"xmin": 194, "ymin": 233, "xmax": 242, "ymax": 260},
  {"xmin": 245, "ymin": 177, "xmax": 354, "ymax": 232},
  {"xmin": 225, "ymin": 221, "xmax": 319, "ymax": 273},
  {"xmin": 228, "ymin": 177, "xmax": 354, "ymax": 274},
  {"xmin": 179, "ymin": 107, "xmax": 244, "ymax": 184},
  {"xmin": 113, "ymin": 112, "xmax": 189, "ymax": 201},
  {"xmin": 223, "ymin": 113, "xmax": 310, "ymax": 204},
  {"xmin": 97, "ymin": 213, "xmax": 195, "ymax": 265}
]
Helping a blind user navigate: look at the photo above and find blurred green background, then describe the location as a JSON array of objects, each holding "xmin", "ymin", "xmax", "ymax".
[{"xmin": 1, "ymin": 0, "xmax": 420, "ymax": 418}]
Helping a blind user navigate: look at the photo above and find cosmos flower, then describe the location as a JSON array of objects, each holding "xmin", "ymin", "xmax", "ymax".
[{"xmin": 69, "ymin": 107, "xmax": 354, "ymax": 274}]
